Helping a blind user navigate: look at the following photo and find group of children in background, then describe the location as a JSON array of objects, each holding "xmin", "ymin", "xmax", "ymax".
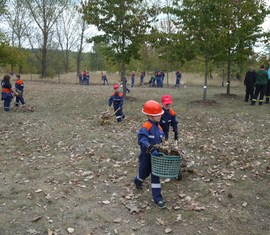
[
  {"xmin": 108, "ymin": 83, "xmax": 178, "ymax": 208},
  {"xmin": 1, "ymin": 74, "xmax": 25, "ymax": 112},
  {"xmin": 134, "ymin": 70, "xmax": 182, "ymax": 88},
  {"xmin": 78, "ymin": 70, "xmax": 90, "ymax": 85},
  {"xmin": 78, "ymin": 70, "xmax": 182, "ymax": 88}
]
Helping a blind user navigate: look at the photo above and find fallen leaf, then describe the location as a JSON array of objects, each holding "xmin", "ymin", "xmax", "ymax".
[
  {"xmin": 67, "ymin": 228, "xmax": 75, "ymax": 233},
  {"xmin": 130, "ymin": 205, "xmax": 140, "ymax": 213},
  {"xmin": 31, "ymin": 216, "xmax": 42, "ymax": 222},
  {"xmin": 165, "ymin": 227, "xmax": 172, "ymax": 234},
  {"xmin": 113, "ymin": 218, "xmax": 121, "ymax": 223},
  {"xmin": 176, "ymin": 214, "xmax": 182, "ymax": 222},
  {"xmin": 35, "ymin": 189, "xmax": 43, "ymax": 193},
  {"xmin": 242, "ymin": 201, "xmax": 248, "ymax": 207},
  {"xmin": 48, "ymin": 229, "xmax": 56, "ymax": 235}
]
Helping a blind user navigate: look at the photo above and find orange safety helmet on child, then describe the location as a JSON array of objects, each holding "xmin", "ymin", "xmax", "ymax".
[
  {"xmin": 142, "ymin": 100, "xmax": 164, "ymax": 116},
  {"xmin": 113, "ymin": 84, "xmax": 119, "ymax": 89},
  {"xmin": 161, "ymin": 95, "xmax": 173, "ymax": 105}
]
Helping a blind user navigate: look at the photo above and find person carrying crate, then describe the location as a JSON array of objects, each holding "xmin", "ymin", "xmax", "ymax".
[
  {"xmin": 160, "ymin": 94, "xmax": 179, "ymax": 141},
  {"xmin": 133, "ymin": 100, "xmax": 166, "ymax": 208}
]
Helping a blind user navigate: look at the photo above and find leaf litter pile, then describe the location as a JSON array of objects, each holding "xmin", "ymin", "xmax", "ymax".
[
  {"xmin": 99, "ymin": 110, "xmax": 115, "ymax": 125},
  {"xmin": 0, "ymin": 82, "xmax": 269, "ymax": 235}
]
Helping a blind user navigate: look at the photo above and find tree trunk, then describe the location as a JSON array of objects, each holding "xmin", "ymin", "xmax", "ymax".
[
  {"xmin": 41, "ymin": 45, "xmax": 47, "ymax": 78},
  {"xmin": 222, "ymin": 69, "xmax": 225, "ymax": 87},
  {"xmin": 203, "ymin": 55, "xmax": 208, "ymax": 101},
  {"xmin": 65, "ymin": 49, "xmax": 69, "ymax": 73},
  {"xmin": 226, "ymin": 49, "xmax": 231, "ymax": 95},
  {"xmin": 41, "ymin": 28, "xmax": 48, "ymax": 78},
  {"xmin": 120, "ymin": 61, "xmax": 126, "ymax": 97},
  {"xmin": 19, "ymin": 65, "xmax": 23, "ymax": 74},
  {"xmin": 76, "ymin": 21, "xmax": 85, "ymax": 77}
]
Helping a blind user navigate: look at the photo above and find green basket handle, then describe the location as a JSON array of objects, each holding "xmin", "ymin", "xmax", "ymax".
[{"xmin": 157, "ymin": 152, "xmax": 166, "ymax": 157}]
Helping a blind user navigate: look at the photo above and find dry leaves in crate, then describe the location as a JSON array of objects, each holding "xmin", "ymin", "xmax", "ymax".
[{"xmin": 156, "ymin": 141, "xmax": 182, "ymax": 156}]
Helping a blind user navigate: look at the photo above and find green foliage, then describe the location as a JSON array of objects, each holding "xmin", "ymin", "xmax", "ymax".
[
  {"xmin": 0, "ymin": 34, "xmax": 27, "ymax": 67},
  {"xmin": 165, "ymin": 0, "xmax": 269, "ymax": 96},
  {"xmin": 80, "ymin": 0, "xmax": 154, "ymax": 71},
  {"xmin": 88, "ymin": 42, "xmax": 105, "ymax": 71}
]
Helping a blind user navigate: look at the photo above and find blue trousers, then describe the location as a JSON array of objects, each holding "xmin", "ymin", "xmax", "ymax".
[
  {"xmin": 15, "ymin": 93, "xmax": 25, "ymax": 106},
  {"xmin": 134, "ymin": 153, "xmax": 162, "ymax": 203},
  {"xmin": 114, "ymin": 106, "xmax": 125, "ymax": 122},
  {"xmin": 3, "ymin": 97, "xmax": 12, "ymax": 111},
  {"xmin": 175, "ymin": 79, "xmax": 180, "ymax": 87}
]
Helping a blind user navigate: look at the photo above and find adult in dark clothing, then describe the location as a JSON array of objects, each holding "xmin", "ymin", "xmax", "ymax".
[
  {"xmin": 244, "ymin": 65, "xmax": 256, "ymax": 102},
  {"xmin": 251, "ymin": 64, "xmax": 268, "ymax": 106}
]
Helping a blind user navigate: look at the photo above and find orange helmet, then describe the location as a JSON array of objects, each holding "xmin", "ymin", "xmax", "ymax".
[
  {"xmin": 161, "ymin": 95, "xmax": 173, "ymax": 105},
  {"xmin": 113, "ymin": 84, "xmax": 119, "ymax": 89},
  {"xmin": 142, "ymin": 100, "xmax": 164, "ymax": 116}
]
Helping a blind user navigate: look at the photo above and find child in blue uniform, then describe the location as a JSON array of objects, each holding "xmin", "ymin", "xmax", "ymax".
[
  {"xmin": 1, "ymin": 74, "xmax": 18, "ymax": 111},
  {"xmin": 108, "ymin": 84, "xmax": 125, "ymax": 122},
  {"xmin": 160, "ymin": 95, "xmax": 179, "ymax": 141},
  {"xmin": 15, "ymin": 74, "xmax": 25, "ymax": 107},
  {"xmin": 134, "ymin": 100, "xmax": 166, "ymax": 208},
  {"xmin": 101, "ymin": 72, "xmax": 109, "ymax": 85},
  {"xmin": 175, "ymin": 71, "xmax": 182, "ymax": 87},
  {"xmin": 131, "ymin": 71, "xmax": 135, "ymax": 87}
]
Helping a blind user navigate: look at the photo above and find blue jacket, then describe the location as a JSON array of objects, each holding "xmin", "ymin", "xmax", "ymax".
[
  {"xmin": 1, "ymin": 80, "xmax": 13, "ymax": 100},
  {"xmin": 108, "ymin": 91, "xmax": 124, "ymax": 109},
  {"xmin": 15, "ymin": 79, "xmax": 24, "ymax": 92},
  {"xmin": 160, "ymin": 108, "xmax": 178, "ymax": 134},
  {"xmin": 138, "ymin": 120, "xmax": 164, "ymax": 154},
  {"xmin": 176, "ymin": 72, "xmax": 182, "ymax": 80}
]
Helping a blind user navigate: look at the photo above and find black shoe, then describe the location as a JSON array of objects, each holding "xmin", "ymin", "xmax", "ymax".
[
  {"xmin": 156, "ymin": 201, "xmax": 166, "ymax": 209},
  {"xmin": 134, "ymin": 178, "xmax": 143, "ymax": 190}
]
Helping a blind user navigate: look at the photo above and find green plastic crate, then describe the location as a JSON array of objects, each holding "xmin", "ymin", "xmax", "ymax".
[{"xmin": 151, "ymin": 152, "xmax": 182, "ymax": 178}]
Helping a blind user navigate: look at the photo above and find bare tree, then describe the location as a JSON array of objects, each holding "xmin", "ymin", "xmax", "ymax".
[
  {"xmin": 4, "ymin": 0, "xmax": 29, "ymax": 73},
  {"xmin": 76, "ymin": 19, "xmax": 90, "ymax": 77},
  {"xmin": 56, "ymin": 6, "xmax": 82, "ymax": 73},
  {"xmin": 23, "ymin": 0, "xmax": 69, "ymax": 78}
]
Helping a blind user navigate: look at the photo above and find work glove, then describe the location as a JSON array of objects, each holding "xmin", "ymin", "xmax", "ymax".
[
  {"xmin": 146, "ymin": 144, "xmax": 158, "ymax": 155},
  {"xmin": 174, "ymin": 132, "xmax": 178, "ymax": 141}
]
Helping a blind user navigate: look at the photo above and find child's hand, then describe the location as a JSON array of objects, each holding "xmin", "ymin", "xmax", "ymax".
[{"xmin": 146, "ymin": 144, "xmax": 157, "ymax": 154}]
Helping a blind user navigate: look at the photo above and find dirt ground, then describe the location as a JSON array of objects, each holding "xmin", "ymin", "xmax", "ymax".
[{"xmin": 0, "ymin": 74, "xmax": 269, "ymax": 235}]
